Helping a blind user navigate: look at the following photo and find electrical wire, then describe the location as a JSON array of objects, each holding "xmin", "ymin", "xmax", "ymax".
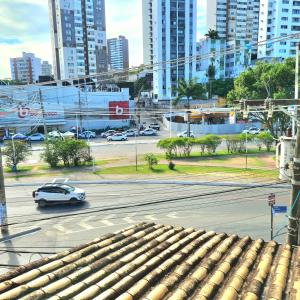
[{"xmin": 1, "ymin": 180, "xmax": 287, "ymax": 228}]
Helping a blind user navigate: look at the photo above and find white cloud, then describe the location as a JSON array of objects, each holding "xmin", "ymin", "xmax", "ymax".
[
  {"xmin": 0, "ymin": 0, "xmax": 206, "ymax": 78},
  {"xmin": 106, "ymin": 0, "xmax": 143, "ymax": 67}
]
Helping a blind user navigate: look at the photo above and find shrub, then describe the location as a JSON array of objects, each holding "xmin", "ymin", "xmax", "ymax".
[
  {"xmin": 2, "ymin": 141, "xmax": 30, "ymax": 170},
  {"xmin": 256, "ymin": 132, "xmax": 274, "ymax": 151},
  {"xmin": 41, "ymin": 142, "xmax": 60, "ymax": 168},
  {"xmin": 144, "ymin": 153, "xmax": 158, "ymax": 170},
  {"xmin": 168, "ymin": 161, "xmax": 176, "ymax": 170},
  {"xmin": 205, "ymin": 134, "xmax": 222, "ymax": 153},
  {"xmin": 41, "ymin": 139, "xmax": 92, "ymax": 167}
]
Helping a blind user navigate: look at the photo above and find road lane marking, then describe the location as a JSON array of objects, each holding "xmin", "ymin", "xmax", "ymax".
[
  {"xmin": 166, "ymin": 212, "xmax": 178, "ymax": 219},
  {"xmin": 123, "ymin": 213, "xmax": 137, "ymax": 224},
  {"xmin": 145, "ymin": 215, "xmax": 158, "ymax": 221},
  {"xmin": 53, "ymin": 224, "xmax": 72, "ymax": 234},
  {"xmin": 79, "ymin": 216, "xmax": 95, "ymax": 230}
]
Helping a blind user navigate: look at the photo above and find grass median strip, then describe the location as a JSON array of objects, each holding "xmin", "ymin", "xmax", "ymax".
[{"xmin": 95, "ymin": 164, "xmax": 278, "ymax": 178}]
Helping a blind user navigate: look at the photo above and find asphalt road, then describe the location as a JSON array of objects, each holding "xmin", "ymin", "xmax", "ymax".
[{"xmin": 0, "ymin": 181, "xmax": 290, "ymax": 273}]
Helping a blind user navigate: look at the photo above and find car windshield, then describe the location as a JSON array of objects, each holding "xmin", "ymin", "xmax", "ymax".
[{"xmin": 60, "ymin": 185, "xmax": 75, "ymax": 192}]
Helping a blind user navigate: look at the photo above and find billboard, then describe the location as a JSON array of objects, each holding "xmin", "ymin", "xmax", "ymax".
[{"xmin": 109, "ymin": 101, "xmax": 129, "ymax": 120}]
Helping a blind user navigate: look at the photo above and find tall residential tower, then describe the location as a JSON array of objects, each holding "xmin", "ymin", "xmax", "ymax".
[
  {"xmin": 107, "ymin": 36, "xmax": 129, "ymax": 71},
  {"xmin": 143, "ymin": 0, "xmax": 197, "ymax": 101},
  {"xmin": 10, "ymin": 52, "xmax": 42, "ymax": 84},
  {"xmin": 204, "ymin": 0, "xmax": 260, "ymax": 78},
  {"xmin": 48, "ymin": 0, "xmax": 108, "ymax": 80},
  {"xmin": 258, "ymin": 0, "xmax": 300, "ymax": 60}
]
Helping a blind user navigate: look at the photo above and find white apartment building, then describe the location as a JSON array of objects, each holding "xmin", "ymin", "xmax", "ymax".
[
  {"xmin": 41, "ymin": 61, "xmax": 52, "ymax": 76},
  {"xmin": 10, "ymin": 52, "xmax": 42, "ymax": 84},
  {"xmin": 204, "ymin": 0, "xmax": 260, "ymax": 78},
  {"xmin": 143, "ymin": 0, "xmax": 197, "ymax": 101},
  {"xmin": 48, "ymin": 0, "xmax": 108, "ymax": 80},
  {"xmin": 107, "ymin": 36, "xmax": 129, "ymax": 71},
  {"xmin": 258, "ymin": 0, "xmax": 300, "ymax": 60},
  {"xmin": 196, "ymin": 39, "xmax": 226, "ymax": 83}
]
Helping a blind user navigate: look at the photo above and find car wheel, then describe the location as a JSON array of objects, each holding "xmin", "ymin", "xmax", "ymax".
[
  {"xmin": 38, "ymin": 199, "xmax": 47, "ymax": 208},
  {"xmin": 70, "ymin": 197, "xmax": 79, "ymax": 204}
]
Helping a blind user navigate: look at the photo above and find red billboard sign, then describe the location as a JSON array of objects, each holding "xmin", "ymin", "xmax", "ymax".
[{"xmin": 109, "ymin": 101, "xmax": 129, "ymax": 120}]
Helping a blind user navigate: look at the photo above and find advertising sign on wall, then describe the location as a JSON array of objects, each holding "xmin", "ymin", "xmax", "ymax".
[{"xmin": 109, "ymin": 101, "xmax": 129, "ymax": 120}]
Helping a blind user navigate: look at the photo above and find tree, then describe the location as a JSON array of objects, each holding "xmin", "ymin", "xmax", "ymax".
[
  {"xmin": 41, "ymin": 139, "xmax": 92, "ymax": 168},
  {"xmin": 207, "ymin": 64, "xmax": 216, "ymax": 98},
  {"xmin": 173, "ymin": 78, "xmax": 206, "ymax": 109},
  {"xmin": 205, "ymin": 29, "xmax": 219, "ymax": 40},
  {"xmin": 226, "ymin": 58, "xmax": 296, "ymax": 136},
  {"xmin": 144, "ymin": 153, "xmax": 158, "ymax": 170},
  {"xmin": 212, "ymin": 78, "xmax": 234, "ymax": 98},
  {"xmin": 256, "ymin": 132, "xmax": 274, "ymax": 151},
  {"xmin": 3, "ymin": 141, "xmax": 30, "ymax": 171}
]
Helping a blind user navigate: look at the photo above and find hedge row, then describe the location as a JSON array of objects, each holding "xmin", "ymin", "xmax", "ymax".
[{"xmin": 157, "ymin": 132, "xmax": 274, "ymax": 158}]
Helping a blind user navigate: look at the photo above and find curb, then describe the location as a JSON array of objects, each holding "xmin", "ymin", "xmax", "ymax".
[{"xmin": 0, "ymin": 227, "xmax": 41, "ymax": 243}]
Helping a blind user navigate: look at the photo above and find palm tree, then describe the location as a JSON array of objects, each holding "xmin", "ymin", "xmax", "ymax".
[
  {"xmin": 205, "ymin": 29, "xmax": 219, "ymax": 40},
  {"xmin": 173, "ymin": 78, "xmax": 205, "ymax": 109}
]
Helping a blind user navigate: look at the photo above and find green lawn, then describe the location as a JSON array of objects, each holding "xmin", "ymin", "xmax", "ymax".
[
  {"xmin": 154, "ymin": 149, "xmax": 275, "ymax": 161},
  {"xmin": 96, "ymin": 164, "xmax": 277, "ymax": 178}
]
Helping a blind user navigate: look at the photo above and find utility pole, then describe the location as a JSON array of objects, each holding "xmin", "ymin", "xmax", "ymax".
[
  {"xmin": 39, "ymin": 89, "xmax": 48, "ymax": 136},
  {"xmin": 0, "ymin": 146, "xmax": 8, "ymax": 234},
  {"xmin": 293, "ymin": 43, "xmax": 299, "ymax": 136},
  {"xmin": 288, "ymin": 123, "xmax": 300, "ymax": 245}
]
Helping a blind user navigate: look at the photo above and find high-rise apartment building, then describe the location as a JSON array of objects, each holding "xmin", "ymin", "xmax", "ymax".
[
  {"xmin": 48, "ymin": 0, "xmax": 108, "ymax": 80},
  {"xmin": 107, "ymin": 36, "xmax": 129, "ymax": 71},
  {"xmin": 143, "ymin": 0, "xmax": 197, "ymax": 101},
  {"xmin": 205, "ymin": 0, "xmax": 260, "ymax": 78},
  {"xmin": 258, "ymin": 0, "xmax": 300, "ymax": 60},
  {"xmin": 10, "ymin": 52, "xmax": 42, "ymax": 84},
  {"xmin": 41, "ymin": 61, "xmax": 53, "ymax": 76}
]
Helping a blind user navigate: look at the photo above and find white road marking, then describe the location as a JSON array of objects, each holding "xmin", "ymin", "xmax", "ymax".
[
  {"xmin": 53, "ymin": 224, "xmax": 73, "ymax": 234},
  {"xmin": 79, "ymin": 216, "xmax": 95, "ymax": 230},
  {"xmin": 166, "ymin": 212, "xmax": 178, "ymax": 219},
  {"xmin": 123, "ymin": 213, "xmax": 137, "ymax": 224},
  {"xmin": 100, "ymin": 214, "xmax": 116, "ymax": 226},
  {"xmin": 145, "ymin": 215, "xmax": 158, "ymax": 221}
]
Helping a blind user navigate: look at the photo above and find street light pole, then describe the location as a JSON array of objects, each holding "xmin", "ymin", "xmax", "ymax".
[
  {"xmin": 288, "ymin": 123, "xmax": 300, "ymax": 245},
  {"xmin": 11, "ymin": 135, "xmax": 16, "ymax": 172},
  {"xmin": 0, "ymin": 146, "xmax": 8, "ymax": 234},
  {"xmin": 245, "ymin": 130, "xmax": 248, "ymax": 169}
]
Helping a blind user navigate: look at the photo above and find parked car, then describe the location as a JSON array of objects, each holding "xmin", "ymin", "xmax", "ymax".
[
  {"xmin": 107, "ymin": 133, "xmax": 128, "ymax": 141},
  {"xmin": 48, "ymin": 131, "xmax": 64, "ymax": 140},
  {"xmin": 101, "ymin": 130, "xmax": 116, "ymax": 138},
  {"xmin": 62, "ymin": 131, "xmax": 75, "ymax": 139},
  {"xmin": 123, "ymin": 129, "xmax": 139, "ymax": 137},
  {"xmin": 4, "ymin": 133, "xmax": 28, "ymax": 141},
  {"xmin": 149, "ymin": 123, "xmax": 161, "ymax": 131},
  {"xmin": 78, "ymin": 130, "xmax": 96, "ymax": 139},
  {"xmin": 33, "ymin": 183, "xmax": 86, "ymax": 207},
  {"xmin": 140, "ymin": 128, "xmax": 158, "ymax": 136},
  {"xmin": 28, "ymin": 133, "xmax": 45, "ymax": 141},
  {"xmin": 242, "ymin": 127, "xmax": 260, "ymax": 135},
  {"xmin": 177, "ymin": 131, "xmax": 195, "ymax": 138}
]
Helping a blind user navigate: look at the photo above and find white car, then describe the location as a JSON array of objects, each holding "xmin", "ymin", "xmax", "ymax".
[
  {"xmin": 82, "ymin": 130, "xmax": 96, "ymax": 139},
  {"xmin": 33, "ymin": 183, "xmax": 86, "ymax": 207},
  {"xmin": 48, "ymin": 131, "xmax": 64, "ymax": 140},
  {"xmin": 123, "ymin": 129, "xmax": 139, "ymax": 137},
  {"xmin": 140, "ymin": 128, "xmax": 157, "ymax": 136},
  {"xmin": 62, "ymin": 131, "xmax": 75, "ymax": 139},
  {"xmin": 177, "ymin": 131, "xmax": 195, "ymax": 138},
  {"xmin": 242, "ymin": 127, "xmax": 260, "ymax": 134},
  {"xmin": 107, "ymin": 133, "xmax": 128, "ymax": 141},
  {"xmin": 28, "ymin": 133, "xmax": 45, "ymax": 141}
]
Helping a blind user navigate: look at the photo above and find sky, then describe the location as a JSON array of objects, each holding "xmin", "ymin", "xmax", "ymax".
[{"xmin": 0, "ymin": 0, "xmax": 206, "ymax": 79}]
